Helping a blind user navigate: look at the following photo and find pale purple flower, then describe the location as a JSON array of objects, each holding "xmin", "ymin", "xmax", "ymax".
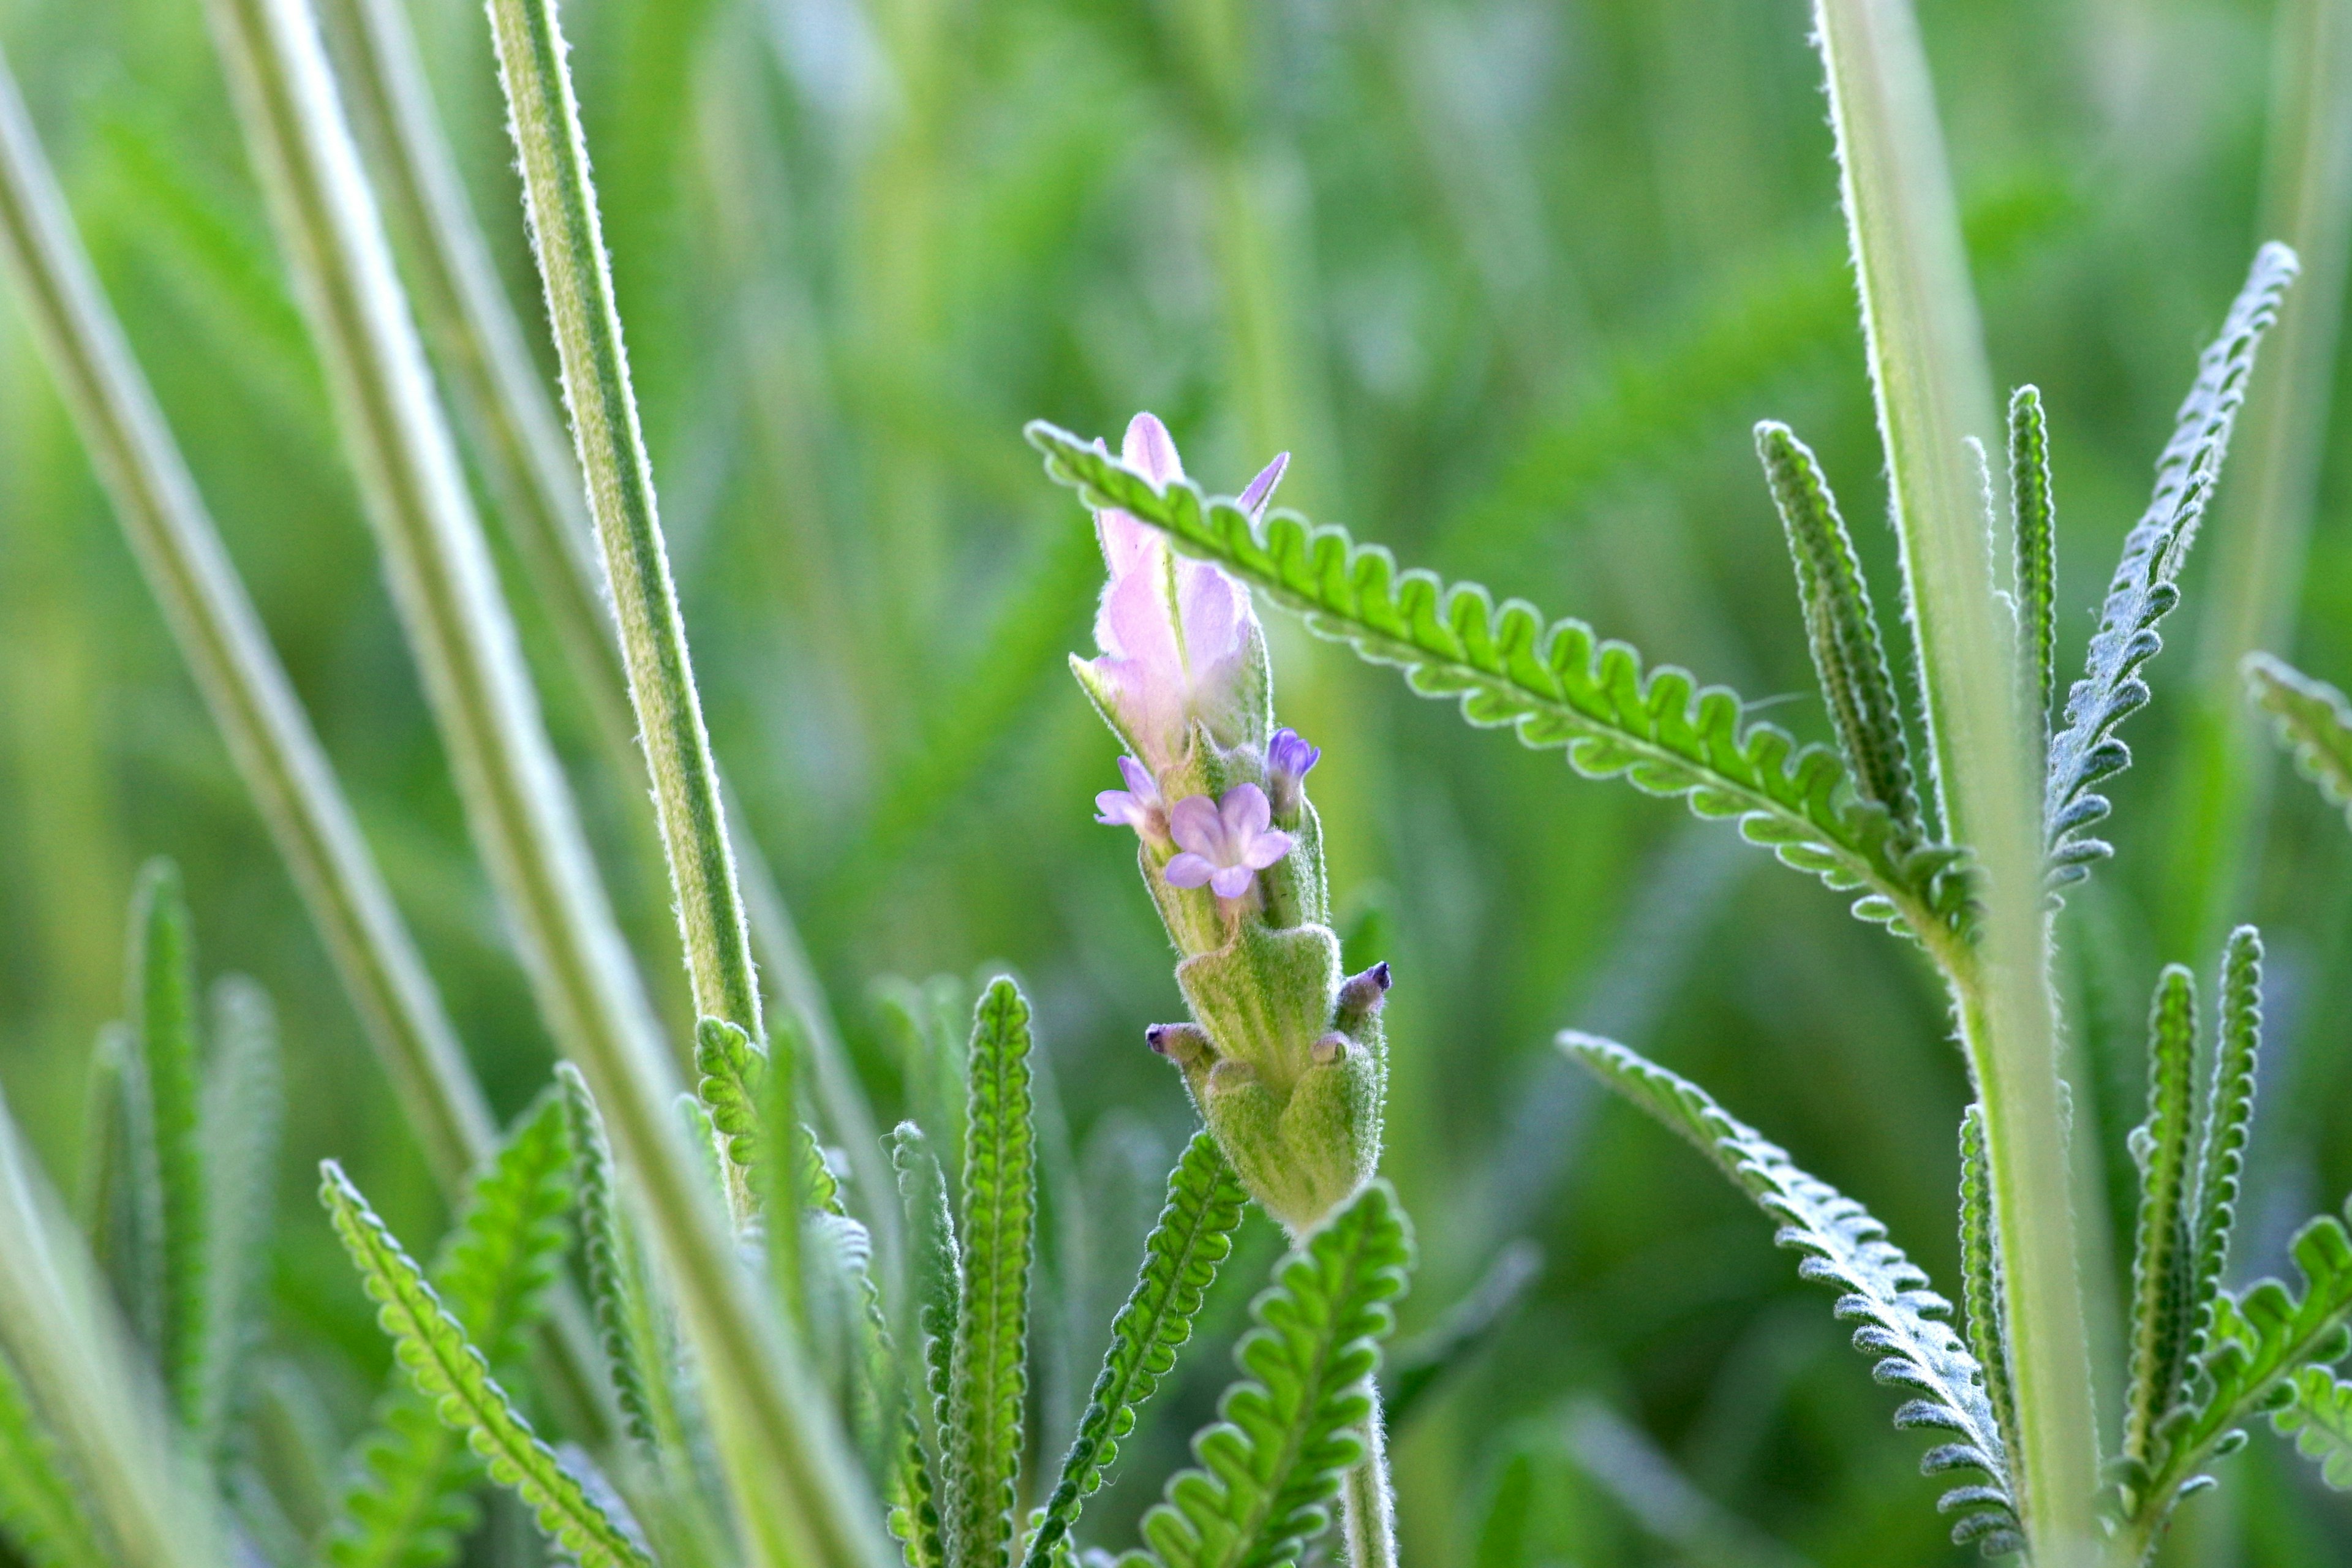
[
  {"xmin": 1095, "ymin": 755, "xmax": 1167, "ymax": 837},
  {"xmin": 1163, "ymin": 784, "xmax": 1295, "ymax": 899},
  {"xmin": 1266, "ymin": 727, "xmax": 1321, "ymax": 815},
  {"xmin": 1080, "ymin": 414, "xmax": 1289, "ymax": 772}
]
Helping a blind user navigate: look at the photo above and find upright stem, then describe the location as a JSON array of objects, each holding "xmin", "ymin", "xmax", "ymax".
[
  {"xmin": 1814, "ymin": 2, "xmax": 2100, "ymax": 1559},
  {"xmin": 1341, "ymin": 1387, "xmax": 1398, "ymax": 1568},
  {"xmin": 484, "ymin": 0, "xmax": 761, "ymax": 1042},
  {"xmin": 190, "ymin": 0, "xmax": 889, "ymax": 1563}
]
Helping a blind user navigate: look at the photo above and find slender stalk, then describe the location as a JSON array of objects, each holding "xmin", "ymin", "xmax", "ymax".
[
  {"xmin": 0, "ymin": 1083, "xmax": 221, "ymax": 1568},
  {"xmin": 1342, "ymin": 1389, "xmax": 1397, "ymax": 1568},
  {"xmin": 0, "ymin": 43, "xmax": 491, "ymax": 1196},
  {"xmin": 2166, "ymin": 0, "xmax": 2352, "ymax": 957},
  {"xmin": 1813, "ymin": 2, "xmax": 2100, "ymax": 1559},
  {"xmin": 189, "ymin": 0, "xmax": 890, "ymax": 1564},
  {"xmin": 483, "ymin": 0, "xmax": 761, "ymax": 1043}
]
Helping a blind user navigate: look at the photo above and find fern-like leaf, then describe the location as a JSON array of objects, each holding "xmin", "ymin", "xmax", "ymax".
[
  {"xmin": 129, "ymin": 859, "xmax": 208, "ymax": 1431},
  {"xmin": 318, "ymin": 1161, "xmax": 650, "ymax": 1568},
  {"xmin": 2272, "ymin": 1366, "xmax": 2352, "ymax": 1489},
  {"xmin": 0, "ymin": 1349, "xmax": 105, "ymax": 1568},
  {"xmin": 1122, "ymin": 1180, "xmax": 1412, "ymax": 1568},
  {"xmin": 693, "ymin": 1017, "xmax": 766, "ymax": 1175},
  {"xmin": 1754, "ymin": 421, "xmax": 1924, "ymax": 844},
  {"xmin": 2045, "ymin": 245, "xmax": 2297, "ymax": 888},
  {"xmin": 891, "ymin": 1123, "xmax": 959, "ymax": 1568},
  {"xmin": 197, "ymin": 976, "xmax": 279, "ymax": 1459},
  {"xmin": 1956, "ymin": 1108, "xmax": 2019, "ymax": 1478},
  {"xmin": 2007, "ymin": 387, "xmax": 2057, "ymax": 739},
  {"xmin": 1562, "ymin": 1031, "xmax": 2019, "ymax": 1553},
  {"xmin": 2245, "ymin": 653, "xmax": 2352, "ymax": 827},
  {"xmin": 2122, "ymin": 965, "xmax": 2199, "ymax": 1471},
  {"xmin": 326, "ymin": 1088, "xmax": 576, "ymax": 1568},
  {"xmin": 1027, "ymin": 1132, "xmax": 1248, "ymax": 1568},
  {"xmin": 2184, "ymin": 929, "xmax": 2263, "ymax": 1370},
  {"xmin": 949, "ymin": 979, "xmax": 1036, "ymax": 1568},
  {"xmin": 1027, "ymin": 423, "xmax": 1969, "ymax": 942},
  {"xmin": 79, "ymin": 1022, "xmax": 163, "ymax": 1357},
  {"xmin": 554, "ymin": 1066, "xmax": 671, "ymax": 1460}
]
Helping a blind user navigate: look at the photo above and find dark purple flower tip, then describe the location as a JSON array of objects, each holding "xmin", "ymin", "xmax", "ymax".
[
  {"xmin": 1336, "ymin": 962, "xmax": 1392, "ymax": 1032},
  {"xmin": 1267, "ymin": 727, "xmax": 1321, "ymax": 815},
  {"xmin": 1145, "ymin": 1022, "xmax": 1213, "ymax": 1069}
]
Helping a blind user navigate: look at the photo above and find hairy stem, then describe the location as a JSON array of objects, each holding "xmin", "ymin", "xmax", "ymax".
[
  {"xmin": 1341, "ymin": 1387, "xmax": 1397, "ymax": 1568},
  {"xmin": 1814, "ymin": 1, "xmax": 2099, "ymax": 1558},
  {"xmin": 484, "ymin": 0, "xmax": 762, "ymax": 1044},
  {"xmin": 190, "ymin": 0, "xmax": 890, "ymax": 1564}
]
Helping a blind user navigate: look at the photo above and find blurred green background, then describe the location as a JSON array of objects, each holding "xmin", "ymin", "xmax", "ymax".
[{"xmin": 4, "ymin": 0, "xmax": 2352, "ymax": 1561}]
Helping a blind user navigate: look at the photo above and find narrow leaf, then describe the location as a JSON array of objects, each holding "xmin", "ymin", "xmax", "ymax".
[
  {"xmin": 2123, "ymin": 966, "xmax": 2199, "ymax": 1470},
  {"xmin": 129, "ymin": 859, "xmax": 208, "ymax": 1431},
  {"xmin": 1955, "ymin": 1107, "xmax": 2018, "ymax": 1477},
  {"xmin": 1026, "ymin": 1133, "xmax": 1248, "ymax": 1568},
  {"xmin": 2245, "ymin": 652, "xmax": 2352, "ymax": 828},
  {"xmin": 1125, "ymin": 1180, "xmax": 1413, "ymax": 1568},
  {"xmin": 196, "ymin": 977, "xmax": 281, "ymax": 1458},
  {"xmin": 950, "ymin": 979, "xmax": 1036, "ymax": 1568},
  {"xmin": 78, "ymin": 1023, "xmax": 163, "ymax": 1357},
  {"xmin": 1754, "ymin": 421, "xmax": 1924, "ymax": 844},
  {"xmin": 693, "ymin": 1017, "xmax": 766, "ymax": 1178},
  {"xmin": 2046, "ymin": 246, "xmax": 2298, "ymax": 888},
  {"xmin": 318, "ymin": 1161, "xmax": 650, "ymax": 1568},
  {"xmin": 1027, "ymin": 422, "xmax": 1971, "ymax": 943},
  {"xmin": 2184, "ymin": 927, "xmax": 2264, "ymax": 1372},
  {"xmin": 1562, "ymin": 1031, "xmax": 2019, "ymax": 1553},
  {"xmin": 2006, "ymin": 386, "xmax": 2056, "ymax": 737},
  {"xmin": 556, "ymin": 1065, "xmax": 666, "ymax": 1458},
  {"xmin": 889, "ymin": 1124, "xmax": 958, "ymax": 1568},
  {"xmin": 0, "ymin": 1349, "xmax": 107, "ymax": 1568}
]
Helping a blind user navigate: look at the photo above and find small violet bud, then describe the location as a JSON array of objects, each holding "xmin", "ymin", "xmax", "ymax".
[
  {"xmin": 1266, "ymin": 726, "xmax": 1321, "ymax": 816},
  {"xmin": 1094, "ymin": 755, "xmax": 1167, "ymax": 840},
  {"xmin": 1164, "ymin": 783, "xmax": 1295, "ymax": 899}
]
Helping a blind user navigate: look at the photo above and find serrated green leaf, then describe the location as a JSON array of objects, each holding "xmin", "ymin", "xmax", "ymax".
[
  {"xmin": 2245, "ymin": 653, "xmax": 2352, "ymax": 829},
  {"xmin": 317, "ymin": 1160, "xmax": 650, "ymax": 1568},
  {"xmin": 889, "ymin": 1410, "xmax": 946, "ymax": 1568},
  {"xmin": 1562, "ymin": 1031, "xmax": 2018, "ymax": 1555},
  {"xmin": 326, "ymin": 1088, "xmax": 576, "ymax": 1568},
  {"xmin": 693, "ymin": 1017, "xmax": 766, "ymax": 1177},
  {"xmin": 1027, "ymin": 1133, "xmax": 1247, "ymax": 1568},
  {"xmin": 78, "ymin": 1022, "xmax": 163, "ymax": 1359},
  {"xmin": 2271, "ymin": 1365, "xmax": 2352, "ymax": 1489},
  {"xmin": 196, "ymin": 976, "xmax": 279, "ymax": 1460},
  {"xmin": 555, "ymin": 1065, "xmax": 672, "ymax": 1461},
  {"xmin": 1955, "ymin": 1107, "xmax": 2018, "ymax": 1483},
  {"xmin": 2184, "ymin": 929, "xmax": 2264, "ymax": 1376},
  {"xmin": 2046, "ymin": 246, "xmax": 2297, "ymax": 889},
  {"xmin": 0, "ymin": 1349, "xmax": 107, "ymax": 1568},
  {"xmin": 2123, "ymin": 965, "xmax": 2199, "ymax": 1472},
  {"xmin": 128, "ymin": 859, "xmax": 208, "ymax": 1433},
  {"xmin": 891, "ymin": 1123, "xmax": 959, "ymax": 1568},
  {"xmin": 1121, "ymin": 1180, "xmax": 1412, "ymax": 1568},
  {"xmin": 949, "ymin": 979, "xmax": 1036, "ymax": 1568},
  {"xmin": 1754, "ymin": 420, "xmax": 1924, "ymax": 845},
  {"xmin": 1026, "ymin": 423, "xmax": 1969, "ymax": 946},
  {"xmin": 2006, "ymin": 386, "xmax": 2056, "ymax": 738}
]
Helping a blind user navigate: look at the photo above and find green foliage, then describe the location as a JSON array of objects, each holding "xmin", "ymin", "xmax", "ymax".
[
  {"xmin": 693, "ymin": 1017, "xmax": 765, "ymax": 1176},
  {"xmin": 2045, "ymin": 245, "xmax": 2297, "ymax": 889},
  {"xmin": 1384, "ymin": 1240, "xmax": 1543, "ymax": 1428},
  {"xmin": 2123, "ymin": 965, "xmax": 2199, "ymax": 1471},
  {"xmin": 2245, "ymin": 652, "xmax": 2352, "ymax": 827},
  {"xmin": 128, "ymin": 859, "xmax": 208, "ymax": 1432},
  {"xmin": 1120, "ymin": 1180, "xmax": 1412, "ymax": 1568},
  {"xmin": 1753, "ymin": 420, "xmax": 1924, "ymax": 845},
  {"xmin": 79, "ymin": 1023, "xmax": 163, "ymax": 1357},
  {"xmin": 2271, "ymin": 1366, "xmax": 2352, "ymax": 1488},
  {"xmin": 949, "ymin": 978, "xmax": 1037, "ymax": 1568},
  {"xmin": 2185, "ymin": 929, "xmax": 2264, "ymax": 1371},
  {"xmin": 1027, "ymin": 1132, "xmax": 1248, "ymax": 1568},
  {"xmin": 556, "ymin": 1065, "xmax": 671, "ymax": 1460},
  {"xmin": 319, "ymin": 1160, "xmax": 647, "ymax": 1568},
  {"xmin": 0, "ymin": 1350, "xmax": 105, "ymax": 1568},
  {"xmin": 197, "ymin": 976, "xmax": 279, "ymax": 1458},
  {"xmin": 1955, "ymin": 1109, "xmax": 2018, "ymax": 1476},
  {"xmin": 890, "ymin": 1122, "xmax": 960, "ymax": 1567},
  {"xmin": 326, "ymin": 1088, "xmax": 576, "ymax": 1568},
  {"xmin": 1562, "ymin": 1032, "xmax": 2018, "ymax": 1554},
  {"xmin": 1027, "ymin": 423, "xmax": 1972, "ymax": 944},
  {"xmin": 2006, "ymin": 386, "xmax": 2057, "ymax": 739}
]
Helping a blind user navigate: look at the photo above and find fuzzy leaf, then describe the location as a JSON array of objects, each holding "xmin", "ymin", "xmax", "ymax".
[
  {"xmin": 890, "ymin": 1411, "xmax": 946, "ymax": 1568},
  {"xmin": 197, "ymin": 976, "xmax": 279, "ymax": 1458},
  {"xmin": 129, "ymin": 859, "xmax": 208, "ymax": 1431},
  {"xmin": 2046, "ymin": 246, "xmax": 2297, "ymax": 888},
  {"xmin": 318, "ymin": 1160, "xmax": 650, "ymax": 1568},
  {"xmin": 2007, "ymin": 387, "xmax": 2057, "ymax": 739},
  {"xmin": 1563, "ymin": 1032, "xmax": 2019, "ymax": 1554},
  {"xmin": 1027, "ymin": 423, "xmax": 1969, "ymax": 943},
  {"xmin": 2184, "ymin": 929, "xmax": 2264, "ymax": 1374},
  {"xmin": 1754, "ymin": 421, "xmax": 1924, "ymax": 845},
  {"xmin": 79, "ymin": 1022, "xmax": 163, "ymax": 1357},
  {"xmin": 1956, "ymin": 1108, "xmax": 2018, "ymax": 1480},
  {"xmin": 1026, "ymin": 1133, "xmax": 1248, "ymax": 1568},
  {"xmin": 693, "ymin": 1017, "xmax": 766, "ymax": 1175},
  {"xmin": 0, "ymin": 1349, "xmax": 106, "ymax": 1568},
  {"xmin": 2124, "ymin": 965, "xmax": 2200, "ymax": 1471},
  {"xmin": 891, "ymin": 1123, "xmax": 960, "ymax": 1568},
  {"xmin": 1121, "ymin": 1180, "xmax": 1412, "ymax": 1568},
  {"xmin": 555, "ymin": 1066, "xmax": 672, "ymax": 1461},
  {"xmin": 949, "ymin": 979, "xmax": 1037, "ymax": 1568},
  {"xmin": 2272, "ymin": 1366, "xmax": 2352, "ymax": 1489},
  {"xmin": 326, "ymin": 1088, "xmax": 576, "ymax": 1568},
  {"xmin": 2245, "ymin": 653, "xmax": 2352, "ymax": 828}
]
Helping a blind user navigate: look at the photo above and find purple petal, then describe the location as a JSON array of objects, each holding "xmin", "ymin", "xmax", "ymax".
[
  {"xmin": 1210, "ymin": 864, "xmax": 1255, "ymax": 899},
  {"xmin": 1117, "ymin": 755, "xmax": 1158, "ymax": 800},
  {"xmin": 1268, "ymin": 728, "xmax": 1321, "ymax": 780},
  {"xmin": 1241, "ymin": 829, "xmax": 1294, "ymax": 870},
  {"xmin": 1167, "ymin": 795, "xmax": 1226, "ymax": 858},
  {"xmin": 1123, "ymin": 413, "xmax": 1185, "ymax": 488},
  {"xmin": 1095, "ymin": 507, "xmax": 1158, "ymax": 579},
  {"xmin": 1219, "ymin": 783, "xmax": 1272, "ymax": 841},
  {"xmin": 1163, "ymin": 853, "xmax": 1215, "ymax": 889},
  {"xmin": 1094, "ymin": 790, "xmax": 1138, "ymax": 826},
  {"xmin": 1177, "ymin": 559, "xmax": 1248, "ymax": 673},
  {"xmin": 1238, "ymin": 452, "xmax": 1290, "ymax": 518}
]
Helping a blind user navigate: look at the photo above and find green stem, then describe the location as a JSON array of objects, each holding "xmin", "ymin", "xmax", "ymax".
[
  {"xmin": 1813, "ymin": 2, "xmax": 2100, "ymax": 1559},
  {"xmin": 1341, "ymin": 1387, "xmax": 1397, "ymax": 1568},
  {"xmin": 483, "ymin": 0, "xmax": 762, "ymax": 1043},
  {"xmin": 190, "ymin": 1, "xmax": 889, "ymax": 1564}
]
